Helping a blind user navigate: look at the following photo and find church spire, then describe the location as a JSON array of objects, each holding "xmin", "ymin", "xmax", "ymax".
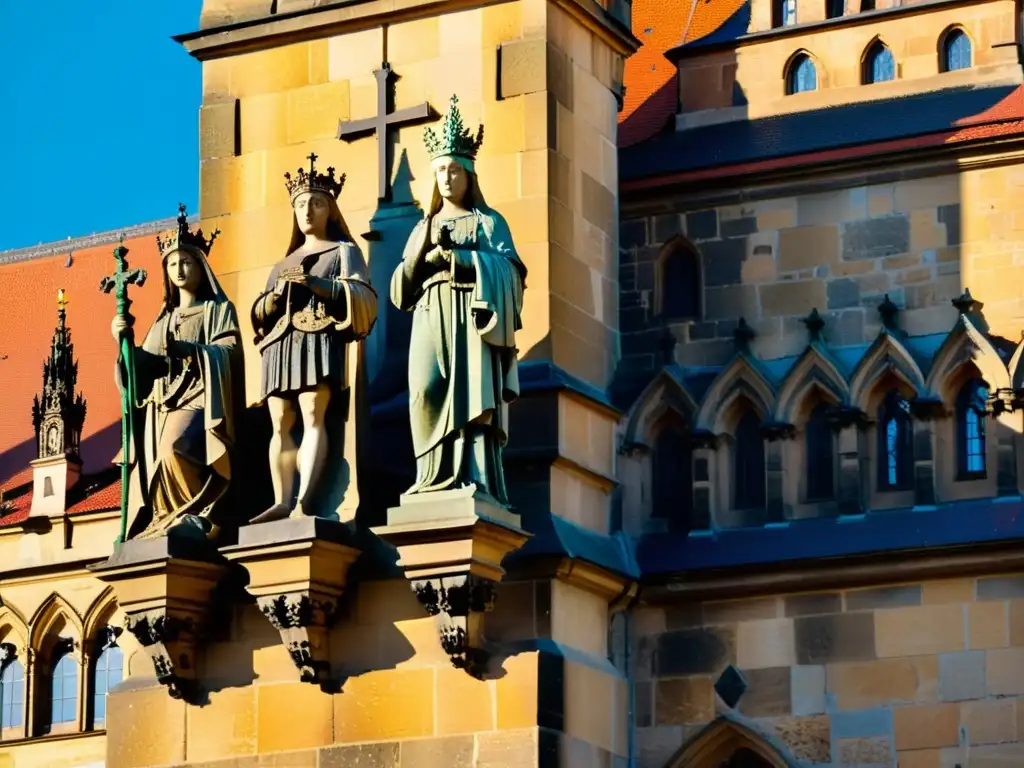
[{"xmin": 32, "ymin": 289, "xmax": 86, "ymax": 461}]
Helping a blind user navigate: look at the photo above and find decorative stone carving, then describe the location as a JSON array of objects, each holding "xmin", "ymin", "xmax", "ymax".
[
  {"xmin": 373, "ymin": 486, "xmax": 529, "ymax": 678},
  {"xmin": 223, "ymin": 517, "xmax": 361, "ymax": 686},
  {"xmin": 89, "ymin": 533, "xmax": 228, "ymax": 703}
]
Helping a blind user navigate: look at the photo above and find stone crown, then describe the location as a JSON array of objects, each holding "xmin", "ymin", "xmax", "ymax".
[
  {"xmin": 156, "ymin": 204, "xmax": 219, "ymax": 258},
  {"xmin": 424, "ymin": 95, "xmax": 484, "ymax": 162},
  {"xmin": 284, "ymin": 153, "xmax": 345, "ymax": 201}
]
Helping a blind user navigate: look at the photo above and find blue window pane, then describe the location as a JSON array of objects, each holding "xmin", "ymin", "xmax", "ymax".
[
  {"xmin": 866, "ymin": 45, "xmax": 895, "ymax": 83},
  {"xmin": 94, "ymin": 692, "xmax": 106, "ymax": 724},
  {"xmin": 51, "ymin": 654, "xmax": 77, "ymax": 725},
  {"xmin": 782, "ymin": 0, "xmax": 797, "ymax": 25},
  {"xmin": 789, "ymin": 57, "xmax": 817, "ymax": 94},
  {"xmin": 92, "ymin": 646, "xmax": 123, "ymax": 729},
  {"xmin": 945, "ymin": 30, "xmax": 971, "ymax": 71},
  {"xmin": 886, "ymin": 418, "xmax": 898, "ymax": 486}
]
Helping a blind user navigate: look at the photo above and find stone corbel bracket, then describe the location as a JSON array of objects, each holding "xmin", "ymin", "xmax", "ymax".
[
  {"xmin": 222, "ymin": 517, "xmax": 361, "ymax": 686},
  {"xmin": 88, "ymin": 533, "xmax": 229, "ymax": 703},
  {"xmin": 373, "ymin": 486, "xmax": 531, "ymax": 678}
]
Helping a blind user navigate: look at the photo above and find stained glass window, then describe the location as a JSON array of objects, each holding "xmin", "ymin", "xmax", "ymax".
[
  {"xmin": 943, "ymin": 30, "xmax": 972, "ymax": 72},
  {"xmin": 788, "ymin": 55, "xmax": 818, "ymax": 94},
  {"xmin": 864, "ymin": 42, "xmax": 895, "ymax": 84},
  {"xmin": 878, "ymin": 390, "xmax": 913, "ymax": 490}
]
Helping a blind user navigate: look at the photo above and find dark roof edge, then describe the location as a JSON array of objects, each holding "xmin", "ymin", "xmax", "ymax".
[
  {"xmin": 0, "ymin": 216, "xmax": 199, "ymax": 267},
  {"xmin": 665, "ymin": 0, "xmax": 992, "ymax": 62}
]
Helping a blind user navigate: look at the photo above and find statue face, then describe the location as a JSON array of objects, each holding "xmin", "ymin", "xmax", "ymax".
[
  {"xmin": 435, "ymin": 159, "xmax": 469, "ymax": 204},
  {"xmin": 294, "ymin": 192, "xmax": 330, "ymax": 238},
  {"xmin": 166, "ymin": 251, "xmax": 202, "ymax": 293}
]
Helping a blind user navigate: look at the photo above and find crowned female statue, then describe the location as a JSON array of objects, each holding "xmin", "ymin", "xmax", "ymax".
[
  {"xmin": 391, "ymin": 95, "xmax": 528, "ymax": 506},
  {"xmin": 250, "ymin": 154, "xmax": 378, "ymax": 524},
  {"xmin": 109, "ymin": 206, "xmax": 241, "ymax": 540}
]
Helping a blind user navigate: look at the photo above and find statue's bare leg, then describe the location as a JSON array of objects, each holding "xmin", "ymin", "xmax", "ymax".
[
  {"xmin": 292, "ymin": 383, "xmax": 332, "ymax": 518},
  {"xmin": 251, "ymin": 395, "xmax": 298, "ymax": 524}
]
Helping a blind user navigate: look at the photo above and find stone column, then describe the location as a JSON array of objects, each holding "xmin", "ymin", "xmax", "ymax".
[
  {"xmin": 690, "ymin": 430, "xmax": 718, "ymax": 530},
  {"xmin": 22, "ymin": 648, "xmax": 34, "ymax": 740},
  {"xmin": 830, "ymin": 406, "xmax": 868, "ymax": 516},
  {"xmin": 910, "ymin": 398, "xmax": 944, "ymax": 507},
  {"xmin": 761, "ymin": 422, "xmax": 796, "ymax": 524}
]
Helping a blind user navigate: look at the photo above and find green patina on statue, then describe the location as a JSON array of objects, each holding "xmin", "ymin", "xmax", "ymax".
[{"xmin": 390, "ymin": 95, "xmax": 528, "ymax": 507}]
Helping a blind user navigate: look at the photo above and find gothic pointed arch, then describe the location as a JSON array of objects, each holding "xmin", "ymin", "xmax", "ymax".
[
  {"xmin": 28, "ymin": 593, "xmax": 84, "ymax": 653},
  {"xmin": 925, "ymin": 313, "xmax": 1009, "ymax": 403},
  {"xmin": 696, "ymin": 356, "xmax": 775, "ymax": 434},
  {"xmin": 774, "ymin": 344, "xmax": 849, "ymax": 423},
  {"xmin": 0, "ymin": 605, "xmax": 29, "ymax": 653},
  {"xmin": 849, "ymin": 330, "xmax": 926, "ymax": 412},
  {"xmin": 624, "ymin": 368, "xmax": 699, "ymax": 447},
  {"xmin": 664, "ymin": 713, "xmax": 801, "ymax": 768},
  {"xmin": 655, "ymin": 235, "xmax": 702, "ymax": 321},
  {"xmin": 82, "ymin": 588, "xmax": 118, "ymax": 649}
]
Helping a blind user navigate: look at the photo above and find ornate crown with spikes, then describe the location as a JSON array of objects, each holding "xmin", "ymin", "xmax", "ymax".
[
  {"xmin": 156, "ymin": 204, "xmax": 220, "ymax": 257},
  {"xmin": 423, "ymin": 95, "xmax": 484, "ymax": 162},
  {"xmin": 284, "ymin": 153, "xmax": 346, "ymax": 201}
]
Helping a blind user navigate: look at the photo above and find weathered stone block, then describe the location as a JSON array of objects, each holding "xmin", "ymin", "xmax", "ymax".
[
  {"xmin": 686, "ymin": 210, "xmax": 718, "ymax": 241},
  {"xmin": 199, "ymin": 101, "xmax": 238, "ymax": 160},
  {"xmin": 760, "ymin": 281, "xmax": 827, "ymax": 318},
  {"xmin": 770, "ymin": 715, "xmax": 831, "ymax": 763},
  {"xmin": 784, "ymin": 592, "xmax": 841, "ymax": 617},
  {"xmin": 778, "ymin": 225, "xmax": 840, "ymax": 272},
  {"xmin": 790, "ymin": 665, "xmax": 826, "ymax": 716},
  {"xmin": 107, "ymin": 682, "xmax": 188, "ymax": 768},
  {"xmin": 654, "ymin": 676, "xmax": 714, "ymax": 725},
  {"xmin": 704, "ymin": 285, "xmax": 758, "ymax": 321},
  {"xmin": 977, "ymin": 575, "xmax": 1024, "ymax": 600},
  {"xmin": 333, "ymin": 669, "xmax": 434, "ymax": 742},
  {"xmin": 738, "ymin": 667, "xmax": 791, "ymax": 718},
  {"xmin": 827, "ymin": 309, "xmax": 866, "ymax": 345},
  {"xmin": 875, "ymin": 604, "xmax": 966, "ymax": 657},
  {"xmin": 320, "ymin": 743, "xmax": 400, "ymax": 768},
  {"xmin": 477, "ymin": 728, "xmax": 539, "ymax": 768},
  {"xmin": 720, "ymin": 216, "xmax": 758, "ymax": 238},
  {"xmin": 827, "ymin": 278, "xmax": 860, "ymax": 309},
  {"xmin": 654, "ymin": 627, "xmax": 735, "ymax": 676},
  {"xmin": 737, "ymin": 618, "xmax": 796, "ymax": 669},
  {"xmin": 897, "ymin": 748, "xmax": 943, "ymax": 768},
  {"xmin": 256, "ymin": 683, "xmax": 333, "ymax": 752},
  {"xmin": 827, "ymin": 657, "xmax": 933, "ymax": 710},
  {"xmin": 831, "ymin": 707, "xmax": 894, "ymax": 738},
  {"xmin": 939, "ymin": 651, "xmax": 985, "ymax": 702},
  {"xmin": 846, "ymin": 586, "xmax": 922, "ymax": 612},
  {"xmin": 499, "ymin": 39, "xmax": 547, "ymax": 98},
  {"xmin": 969, "ymin": 601, "xmax": 1008, "ymax": 650},
  {"xmin": 795, "ymin": 613, "xmax": 876, "ymax": 664},
  {"xmin": 923, "ymin": 579, "xmax": 974, "ymax": 604},
  {"xmin": 837, "ymin": 736, "xmax": 893, "ymax": 765},
  {"xmin": 986, "ymin": 647, "xmax": 1024, "ymax": 695},
  {"xmin": 962, "ymin": 699, "xmax": 1016, "ymax": 746},
  {"xmin": 937, "ymin": 204, "xmax": 961, "ymax": 245},
  {"xmin": 582, "ymin": 172, "xmax": 615, "ymax": 235},
  {"xmin": 703, "ymin": 238, "xmax": 748, "ymax": 287},
  {"xmin": 893, "ymin": 703, "xmax": 960, "ymax": 750},
  {"xmin": 186, "ymin": 687, "xmax": 256, "ymax": 762},
  {"xmin": 702, "ymin": 597, "xmax": 778, "ymax": 624},
  {"xmin": 841, "ymin": 215, "xmax": 910, "ymax": 260},
  {"xmin": 653, "ymin": 214, "xmax": 683, "ymax": 244},
  {"xmin": 287, "ymin": 80, "xmax": 351, "ymax": 144}
]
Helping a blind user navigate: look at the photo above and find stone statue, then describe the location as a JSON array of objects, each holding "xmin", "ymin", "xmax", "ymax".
[
  {"xmin": 250, "ymin": 154, "xmax": 378, "ymax": 523},
  {"xmin": 110, "ymin": 207, "xmax": 241, "ymax": 540},
  {"xmin": 390, "ymin": 96, "xmax": 527, "ymax": 506}
]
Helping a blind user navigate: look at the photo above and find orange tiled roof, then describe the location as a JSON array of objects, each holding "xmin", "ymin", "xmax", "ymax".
[
  {"xmin": 619, "ymin": 0, "xmax": 746, "ymax": 147},
  {"xmin": 0, "ymin": 235, "xmax": 164, "ymax": 493}
]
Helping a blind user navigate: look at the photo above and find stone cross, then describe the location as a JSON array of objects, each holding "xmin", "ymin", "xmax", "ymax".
[
  {"xmin": 337, "ymin": 63, "xmax": 432, "ymax": 201},
  {"xmin": 99, "ymin": 235, "xmax": 147, "ymax": 328}
]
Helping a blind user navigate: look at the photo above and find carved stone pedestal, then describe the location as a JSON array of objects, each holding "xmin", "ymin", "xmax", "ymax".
[
  {"xmin": 222, "ymin": 517, "xmax": 361, "ymax": 685},
  {"xmin": 372, "ymin": 486, "xmax": 530, "ymax": 677},
  {"xmin": 89, "ymin": 532, "xmax": 228, "ymax": 703}
]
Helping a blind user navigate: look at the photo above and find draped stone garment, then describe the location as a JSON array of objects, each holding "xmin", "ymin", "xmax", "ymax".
[
  {"xmin": 252, "ymin": 241, "xmax": 378, "ymax": 520},
  {"xmin": 121, "ymin": 263, "xmax": 241, "ymax": 540},
  {"xmin": 390, "ymin": 209, "xmax": 525, "ymax": 504}
]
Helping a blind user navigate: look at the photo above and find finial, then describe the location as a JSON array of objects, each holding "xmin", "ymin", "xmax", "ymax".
[
  {"xmin": 118, "ymin": 232, "xmax": 126, "ymax": 246},
  {"xmin": 57, "ymin": 288, "xmax": 68, "ymax": 311},
  {"xmin": 733, "ymin": 317, "xmax": 756, "ymax": 351},
  {"xmin": 802, "ymin": 308, "xmax": 826, "ymax": 342},
  {"xmin": 952, "ymin": 288, "xmax": 978, "ymax": 315},
  {"xmin": 878, "ymin": 294, "xmax": 899, "ymax": 331}
]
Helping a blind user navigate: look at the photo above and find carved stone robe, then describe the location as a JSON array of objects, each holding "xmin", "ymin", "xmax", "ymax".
[
  {"xmin": 390, "ymin": 208, "xmax": 525, "ymax": 505},
  {"xmin": 122, "ymin": 255, "xmax": 241, "ymax": 540},
  {"xmin": 252, "ymin": 242, "xmax": 377, "ymax": 518}
]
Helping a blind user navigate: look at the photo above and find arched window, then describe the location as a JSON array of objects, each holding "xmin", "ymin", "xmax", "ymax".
[
  {"xmin": 0, "ymin": 657, "xmax": 24, "ymax": 734},
  {"xmin": 91, "ymin": 644, "xmax": 123, "ymax": 729},
  {"xmin": 957, "ymin": 379, "xmax": 988, "ymax": 479},
  {"xmin": 773, "ymin": 0, "xmax": 797, "ymax": 27},
  {"xmin": 878, "ymin": 389, "xmax": 913, "ymax": 490},
  {"xmin": 805, "ymin": 403, "xmax": 835, "ymax": 500},
  {"xmin": 787, "ymin": 54, "xmax": 818, "ymax": 94},
  {"xmin": 652, "ymin": 419, "xmax": 694, "ymax": 530},
  {"xmin": 826, "ymin": 0, "xmax": 844, "ymax": 19},
  {"xmin": 48, "ymin": 649, "xmax": 78, "ymax": 730},
  {"xmin": 733, "ymin": 411, "xmax": 766, "ymax": 510},
  {"xmin": 658, "ymin": 242, "xmax": 701, "ymax": 321},
  {"xmin": 863, "ymin": 42, "xmax": 895, "ymax": 84},
  {"xmin": 942, "ymin": 29, "xmax": 972, "ymax": 72}
]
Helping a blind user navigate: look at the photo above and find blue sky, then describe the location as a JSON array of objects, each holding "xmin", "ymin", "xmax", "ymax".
[{"xmin": 0, "ymin": 1, "xmax": 204, "ymax": 251}]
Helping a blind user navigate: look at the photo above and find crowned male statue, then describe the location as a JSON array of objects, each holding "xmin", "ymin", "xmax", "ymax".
[
  {"xmin": 391, "ymin": 96, "xmax": 528, "ymax": 507},
  {"xmin": 110, "ymin": 206, "xmax": 242, "ymax": 540},
  {"xmin": 250, "ymin": 154, "xmax": 378, "ymax": 524}
]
